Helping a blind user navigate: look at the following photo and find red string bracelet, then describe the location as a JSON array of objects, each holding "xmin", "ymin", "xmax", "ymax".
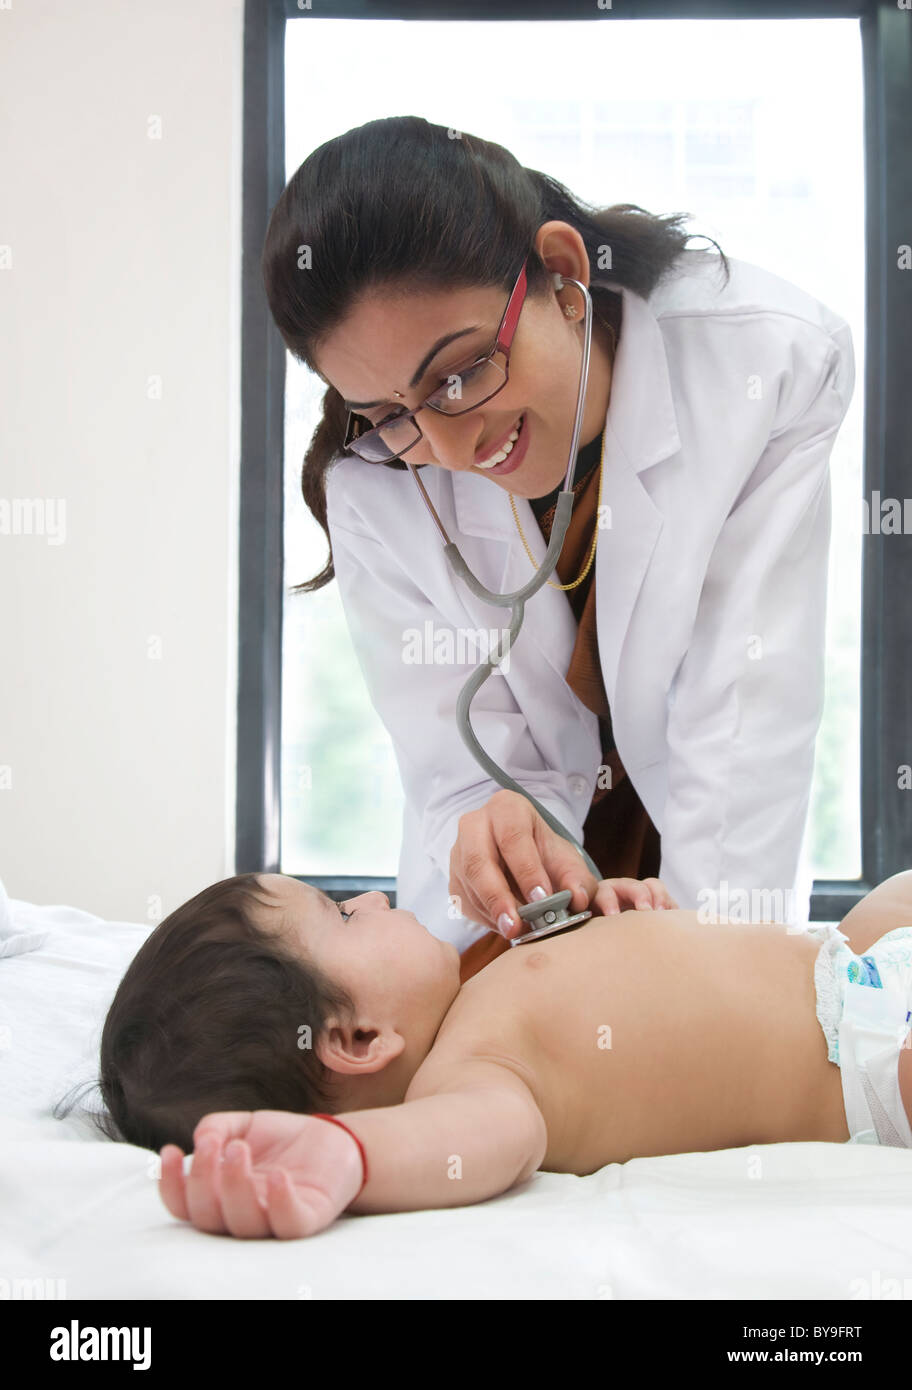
[{"xmin": 311, "ymin": 1113, "xmax": 368, "ymax": 1195}]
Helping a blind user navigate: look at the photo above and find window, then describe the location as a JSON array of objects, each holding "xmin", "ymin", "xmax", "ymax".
[{"xmin": 239, "ymin": 0, "xmax": 910, "ymax": 921}]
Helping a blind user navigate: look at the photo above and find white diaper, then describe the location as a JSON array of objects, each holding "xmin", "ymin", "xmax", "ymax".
[{"xmin": 807, "ymin": 922, "xmax": 912, "ymax": 1147}]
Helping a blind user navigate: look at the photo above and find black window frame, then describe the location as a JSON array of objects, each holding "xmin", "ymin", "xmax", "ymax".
[{"xmin": 237, "ymin": 0, "xmax": 912, "ymax": 915}]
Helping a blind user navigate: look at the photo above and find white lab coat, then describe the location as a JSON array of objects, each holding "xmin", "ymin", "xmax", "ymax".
[{"xmin": 324, "ymin": 251, "xmax": 855, "ymax": 951}]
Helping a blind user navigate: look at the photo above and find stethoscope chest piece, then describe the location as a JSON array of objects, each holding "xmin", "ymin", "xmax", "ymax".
[{"xmin": 509, "ymin": 890, "xmax": 592, "ymax": 947}]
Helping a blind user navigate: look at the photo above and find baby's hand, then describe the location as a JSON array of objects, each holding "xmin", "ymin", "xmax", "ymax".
[
  {"xmin": 158, "ymin": 1110, "xmax": 364, "ymax": 1240},
  {"xmin": 592, "ymin": 877, "xmax": 678, "ymax": 917}
]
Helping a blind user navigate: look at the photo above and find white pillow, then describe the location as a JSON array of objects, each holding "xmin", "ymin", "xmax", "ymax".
[{"xmin": 0, "ymin": 880, "xmax": 154, "ymax": 1143}]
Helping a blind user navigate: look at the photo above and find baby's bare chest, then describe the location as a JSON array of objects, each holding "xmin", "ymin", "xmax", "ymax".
[
  {"xmin": 431, "ymin": 918, "xmax": 819, "ymax": 1168},
  {"xmin": 434, "ymin": 929, "xmax": 651, "ymax": 1100}
]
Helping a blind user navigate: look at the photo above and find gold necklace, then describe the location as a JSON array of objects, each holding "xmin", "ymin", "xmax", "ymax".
[{"xmin": 509, "ymin": 425, "xmax": 607, "ymax": 591}]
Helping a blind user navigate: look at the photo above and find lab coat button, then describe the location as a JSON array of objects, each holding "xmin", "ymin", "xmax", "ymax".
[{"xmin": 568, "ymin": 775, "xmax": 589, "ymax": 798}]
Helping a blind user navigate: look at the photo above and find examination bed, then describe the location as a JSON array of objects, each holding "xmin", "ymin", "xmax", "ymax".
[{"xmin": 2, "ymin": 875, "xmax": 911, "ymax": 1301}]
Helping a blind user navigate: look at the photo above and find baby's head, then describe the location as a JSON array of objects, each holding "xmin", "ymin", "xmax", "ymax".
[{"xmin": 98, "ymin": 872, "xmax": 461, "ymax": 1154}]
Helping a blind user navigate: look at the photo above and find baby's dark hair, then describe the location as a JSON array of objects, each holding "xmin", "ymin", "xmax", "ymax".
[{"xmin": 57, "ymin": 873, "xmax": 356, "ymax": 1154}]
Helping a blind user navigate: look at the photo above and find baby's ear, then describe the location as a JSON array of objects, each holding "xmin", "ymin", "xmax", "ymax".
[{"xmin": 317, "ymin": 1021, "xmax": 393, "ymax": 1074}]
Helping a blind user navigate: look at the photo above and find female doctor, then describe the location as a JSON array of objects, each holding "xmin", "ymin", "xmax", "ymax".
[{"xmin": 262, "ymin": 116, "xmax": 855, "ymax": 967}]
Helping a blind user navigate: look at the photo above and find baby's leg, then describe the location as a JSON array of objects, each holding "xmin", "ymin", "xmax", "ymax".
[{"xmin": 837, "ymin": 869, "xmax": 912, "ymax": 955}]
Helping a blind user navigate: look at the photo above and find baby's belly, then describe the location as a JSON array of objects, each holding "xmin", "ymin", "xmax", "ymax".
[{"xmin": 485, "ymin": 911, "xmax": 845, "ymax": 1172}]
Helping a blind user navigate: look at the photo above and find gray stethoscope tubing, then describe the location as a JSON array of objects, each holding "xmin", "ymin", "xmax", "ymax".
[{"xmin": 406, "ymin": 271, "xmax": 602, "ymax": 882}]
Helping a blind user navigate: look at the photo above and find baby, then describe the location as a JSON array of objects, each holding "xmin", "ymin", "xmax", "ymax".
[{"xmin": 97, "ymin": 869, "xmax": 912, "ymax": 1240}]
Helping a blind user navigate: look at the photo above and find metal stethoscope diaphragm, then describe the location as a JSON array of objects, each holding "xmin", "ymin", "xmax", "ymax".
[{"xmin": 509, "ymin": 890, "xmax": 592, "ymax": 947}]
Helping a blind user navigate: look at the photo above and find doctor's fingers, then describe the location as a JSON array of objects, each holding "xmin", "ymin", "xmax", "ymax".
[
  {"xmin": 450, "ymin": 801, "xmax": 546, "ymax": 935},
  {"xmin": 449, "ymin": 855, "xmax": 524, "ymax": 937},
  {"xmin": 452, "ymin": 796, "xmax": 598, "ymax": 936},
  {"xmin": 488, "ymin": 793, "xmax": 602, "ymax": 921}
]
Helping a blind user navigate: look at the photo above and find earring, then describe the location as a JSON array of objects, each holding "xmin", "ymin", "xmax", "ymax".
[{"xmin": 551, "ymin": 272, "xmax": 578, "ymax": 318}]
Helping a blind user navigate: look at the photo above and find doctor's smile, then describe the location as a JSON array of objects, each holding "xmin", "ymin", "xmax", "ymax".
[{"xmin": 472, "ymin": 413, "xmax": 526, "ymax": 473}]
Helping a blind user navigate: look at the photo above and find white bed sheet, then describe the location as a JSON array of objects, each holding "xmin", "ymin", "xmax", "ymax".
[{"xmin": 2, "ymin": 876, "xmax": 912, "ymax": 1300}]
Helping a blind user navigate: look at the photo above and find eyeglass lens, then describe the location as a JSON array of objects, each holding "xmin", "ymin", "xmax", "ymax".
[{"xmin": 352, "ymin": 357, "xmax": 507, "ymax": 462}]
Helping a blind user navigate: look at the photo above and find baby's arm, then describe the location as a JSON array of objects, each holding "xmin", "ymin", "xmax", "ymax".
[
  {"xmin": 159, "ymin": 1061, "xmax": 547, "ymax": 1238},
  {"xmin": 347, "ymin": 1059, "xmax": 547, "ymax": 1214}
]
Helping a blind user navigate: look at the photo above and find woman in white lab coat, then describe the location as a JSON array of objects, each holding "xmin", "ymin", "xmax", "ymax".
[{"xmin": 262, "ymin": 116, "xmax": 854, "ymax": 966}]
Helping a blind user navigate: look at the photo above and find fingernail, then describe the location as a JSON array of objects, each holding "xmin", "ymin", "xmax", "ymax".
[
  {"xmin": 529, "ymin": 886, "xmax": 547, "ymax": 901},
  {"xmin": 637, "ymin": 901, "xmax": 650, "ymax": 910},
  {"xmin": 226, "ymin": 1141, "xmax": 243, "ymax": 1161},
  {"xmin": 609, "ymin": 907, "xmax": 620, "ymax": 915},
  {"xmin": 497, "ymin": 913, "xmax": 514, "ymax": 937}
]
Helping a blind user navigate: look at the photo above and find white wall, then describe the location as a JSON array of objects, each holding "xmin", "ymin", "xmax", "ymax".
[{"xmin": 0, "ymin": 0, "xmax": 243, "ymax": 921}]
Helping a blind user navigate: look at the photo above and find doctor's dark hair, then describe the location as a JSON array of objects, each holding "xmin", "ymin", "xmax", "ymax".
[
  {"xmin": 54, "ymin": 874, "xmax": 357, "ymax": 1155},
  {"xmin": 262, "ymin": 115, "xmax": 729, "ymax": 592}
]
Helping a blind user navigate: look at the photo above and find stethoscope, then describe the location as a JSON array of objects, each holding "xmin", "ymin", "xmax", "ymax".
[{"xmin": 404, "ymin": 271, "xmax": 600, "ymax": 947}]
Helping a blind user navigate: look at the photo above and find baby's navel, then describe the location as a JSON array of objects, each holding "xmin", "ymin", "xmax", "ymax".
[{"xmin": 524, "ymin": 951, "xmax": 549, "ymax": 969}]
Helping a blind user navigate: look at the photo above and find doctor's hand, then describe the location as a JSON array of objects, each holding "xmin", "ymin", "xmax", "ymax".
[
  {"xmin": 447, "ymin": 789, "xmax": 592, "ymax": 939},
  {"xmin": 450, "ymin": 790, "xmax": 594, "ymax": 937},
  {"xmin": 449, "ymin": 790, "xmax": 678, "ymax": 939}
]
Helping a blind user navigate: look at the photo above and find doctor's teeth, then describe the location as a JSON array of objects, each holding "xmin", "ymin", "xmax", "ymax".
[{"xmin": 476, "ymin": 419, "xmax": 522, "ymax": 468}]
